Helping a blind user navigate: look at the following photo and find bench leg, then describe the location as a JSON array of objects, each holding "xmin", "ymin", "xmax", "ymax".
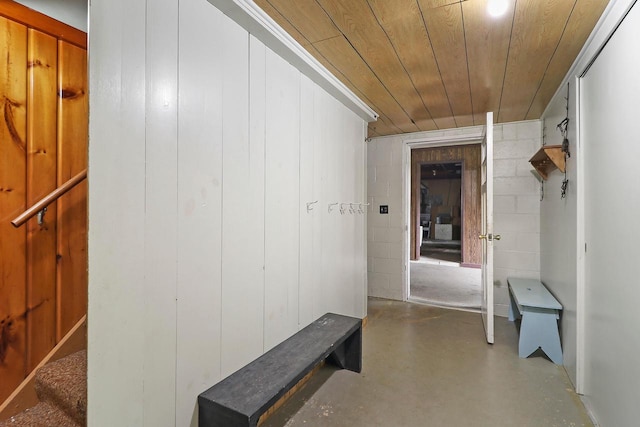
[
  {"xmin": 508, "ymin": 292, "xmax": 520, "ymax": 322},
  {"xmin": 519, "ymin": 309, "xmax": 563, "ymax": 364},
  {"xmin": 327, "ymin": 326, "xmax": 362, "ymax": 373}
]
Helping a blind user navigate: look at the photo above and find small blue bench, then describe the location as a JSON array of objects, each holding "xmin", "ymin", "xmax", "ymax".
[{"xmin": 507, "ymin": 277, "xmax": 563, "ymax": 364}]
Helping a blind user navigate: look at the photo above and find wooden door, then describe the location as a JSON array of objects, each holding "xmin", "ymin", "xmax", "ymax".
[
  {"xmin": 480, "ymin": 112, "xmax": 495, "ymax": 344},
  {"xmin": 0, "ymin": 3, "xmax": 87, "ymax": 403}
]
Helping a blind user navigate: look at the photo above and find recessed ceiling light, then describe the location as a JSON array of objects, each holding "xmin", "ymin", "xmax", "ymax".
[{"xmin": 487, "ymin": 0, "xmax": 508, "ymax": 17}]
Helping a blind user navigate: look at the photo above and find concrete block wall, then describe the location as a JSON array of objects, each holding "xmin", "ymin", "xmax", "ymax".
[
  {"xmin": 492, "ymin": 121, "xmax": 542, "ymax": 316},
  {"xmin": 367, "ymin": 121, "xmax": 542, "ymax": 316},
  {"xmin": 367, "ymin": 139, "xmax": 405, "ymax": 300}
]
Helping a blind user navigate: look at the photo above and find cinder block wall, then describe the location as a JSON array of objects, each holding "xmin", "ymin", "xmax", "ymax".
[{"xmin": 492, "ymin": 121, "xmax": 542, "ymax": 316}]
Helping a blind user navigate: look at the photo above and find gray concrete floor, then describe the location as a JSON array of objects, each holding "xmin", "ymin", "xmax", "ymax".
[
  {"xmin": 410, "ymin": 262, "xmax": 481, "ymax": 309},
  {"xmin": 263, "ymin": 298, "xmax": 593, "ymax": 427}
]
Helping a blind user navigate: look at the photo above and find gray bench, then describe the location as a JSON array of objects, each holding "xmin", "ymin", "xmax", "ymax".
[
  {"xmin": 507, "ymin": 277, "xmax": 563, "ymax": 364},
  {"xmin": 198, "ymin": 313, "xmax": 362, "ymax": 427}
]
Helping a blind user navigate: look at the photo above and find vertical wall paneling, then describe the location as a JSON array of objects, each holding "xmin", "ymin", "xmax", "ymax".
[
  {"xmin": 248, "ymin": 34, "xmax": 266, "ymax": 353},
  {"xmin": 263, "ymin": 49, "xmax": 300, "ymax": 350},
  {"xmin": 87, "ymin": 0, "xmax": 146, "ymax": 422},
  {"xmin": 176, "ymin": 1, "xmax": 224, "ymax": 424},
  {"xmin": 312, "ymin": 86, "xmax": 329, "ymax": 319},
  {"xmin": 89, "ymin": 0, "xmax": 369, "ymax": 423},
  {"xmin": 26, "ymin": 29, "xmax": 57, "ymax": 371},
  {"xmin": 298, "ymin": 74, "xmax": 315, "ymax": 328},
  {"xmin": 352, "ymin": 115, "xmax": 366, "ymax": 318},
  {"xmin": 221, "ymin": 18, "xmax": 260, "ymax": 377},
  {"xmin": 56, "ymin": 40, "xmax": 87, "ymax": 339},
  {"xmin": 1, "ymin": 5, "xmax": 87, "ymax": 403},
  {"xmin": 0, "ymin": 16, "xmax": 28, "ymax": 402},
  {"xmin": 581, "ymin": 4, "xmax": 640, "ymax": 424},
  {"xmin": 323, "ymin": 102, "xmax": 341, "ymax": 314},
  {"xmin": 143, "ymin": 0, "xmax": 178, "ymax": 423}
]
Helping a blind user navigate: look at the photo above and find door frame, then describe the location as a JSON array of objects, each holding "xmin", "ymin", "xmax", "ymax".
[{"xmin": 402, "ymin": 131, "xmax": 484, "ymax": 301}]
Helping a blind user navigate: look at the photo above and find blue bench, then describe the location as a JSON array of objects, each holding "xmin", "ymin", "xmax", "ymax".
[{"xmin": 507, "ymin": 277, "xmax": 563, "ymax": 364}]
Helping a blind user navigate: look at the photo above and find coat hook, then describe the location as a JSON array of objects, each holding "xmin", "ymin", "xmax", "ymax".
[
  {"xmin": 306, "ymin": 200, "xmax": 319, "ymax": 213},
  {"xmin": 328, "ymin": 202, "xmax": 338, "ymax": 213},
  {"xmin": 340, "ymin": 203, "xmax": 348, "ymax": 214}
]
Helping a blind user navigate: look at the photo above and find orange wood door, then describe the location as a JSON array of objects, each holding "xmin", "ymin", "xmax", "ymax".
[{"xmin": 0, "ymin": 4, "xmax": 87, "ymax": 403}]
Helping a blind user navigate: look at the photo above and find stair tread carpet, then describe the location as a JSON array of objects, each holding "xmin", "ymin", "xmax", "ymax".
[
  {"xmin": 35, "ymin": 350, "xmax": 86, "ymax": 425},
  {"xmin": 0, "ymin": 402, "xmax": 79, "ymax": 427}
]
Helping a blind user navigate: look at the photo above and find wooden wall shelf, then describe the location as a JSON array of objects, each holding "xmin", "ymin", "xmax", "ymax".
[{"xmin": 529, "ymin": 145, "xmax": 565, "ymax": 180}]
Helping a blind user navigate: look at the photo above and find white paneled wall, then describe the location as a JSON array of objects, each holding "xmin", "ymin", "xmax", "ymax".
[
  {"xmin": 88, "ymin": 0, "xmax": 368, "ymax": 425},
  {"xmin": 539, "ymin": 0, "xmax": 639, "ymax": 422},
  {"xmin": 367, "ymin": 122, "xmax": 542, "ymax": 316}
]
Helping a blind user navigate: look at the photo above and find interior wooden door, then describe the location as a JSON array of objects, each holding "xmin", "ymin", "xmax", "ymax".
[{"xmin": 480, "ymin": 111, "xmax": 495, "ymax": 344}]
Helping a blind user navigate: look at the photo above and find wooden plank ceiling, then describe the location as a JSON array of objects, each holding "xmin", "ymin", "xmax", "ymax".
[{"xmin": 255, "ymin": 0, "xmax": 609, "ymax": 137}]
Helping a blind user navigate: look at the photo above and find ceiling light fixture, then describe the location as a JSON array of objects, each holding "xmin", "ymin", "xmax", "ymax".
[{"xmin": 487, "ymin": 0, "xmax": 508, "ymax": 17}]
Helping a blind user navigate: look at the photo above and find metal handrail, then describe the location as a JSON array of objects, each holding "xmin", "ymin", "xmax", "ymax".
[{"xmin": 11, "ymin": 169, "xmax": 87, "ymax": 228}]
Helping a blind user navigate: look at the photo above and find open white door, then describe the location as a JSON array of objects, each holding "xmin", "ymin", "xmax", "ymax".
[{"xmin": 480, "ymin": 112, "xmax": 496, "ymax": 344}]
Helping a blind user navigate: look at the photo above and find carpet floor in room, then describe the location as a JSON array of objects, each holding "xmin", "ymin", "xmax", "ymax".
[
  {"xmin": 262, "ymin": 298, "xmax": 593, "ymax": 427},
  {"xmin": 410, "ymin": 261, "xmax": 481, "ymax": 309}
]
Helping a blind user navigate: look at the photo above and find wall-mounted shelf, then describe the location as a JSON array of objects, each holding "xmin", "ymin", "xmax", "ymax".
[{"xmin": 529, "ymin": 145, "xmax": 565, "ymax": 180}]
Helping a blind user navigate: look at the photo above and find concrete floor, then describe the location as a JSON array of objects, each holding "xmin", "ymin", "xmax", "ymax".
[
  {"xmin": 263, "ymin": 298, "xmax": 593, "ymax": 427},
  {"xmin": 410, "ymin": 262, "xmax": 481, "ymax": 309}
]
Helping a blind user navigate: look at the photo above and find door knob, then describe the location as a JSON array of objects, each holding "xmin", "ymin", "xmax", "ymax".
[
  {"xmin": 493, "ymin": 234, "xmax": 501, "ymax": 241},
  {"xmin": 478, "ymin": 234, "xmax": 487, "ymax": 240}
]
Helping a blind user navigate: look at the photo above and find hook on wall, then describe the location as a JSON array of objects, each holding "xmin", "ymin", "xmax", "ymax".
[
  {"xmin": 306, "ymin": 200, "xmax": 319, "ymax": 213},
  {"xmin": 328, "ymin": 202, "xmax": 339, "ymax": 213}
]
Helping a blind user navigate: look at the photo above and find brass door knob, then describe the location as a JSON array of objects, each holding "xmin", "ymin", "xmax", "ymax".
[{"xmin": 479, "ymin": 234, "xmax": 487, "ymax": 240}]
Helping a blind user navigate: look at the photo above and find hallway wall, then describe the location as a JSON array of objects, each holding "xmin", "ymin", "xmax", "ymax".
[
  {"xmin": 88, "ymin": 0, "xmax": 368, "ymax": 425},
  {"xmin": 367, "ymin": 122, "xmax": 541, "ymax": 316},
  {"xmin": 540, "ymin": 0, "xmax": 639, "ymax": 424}
]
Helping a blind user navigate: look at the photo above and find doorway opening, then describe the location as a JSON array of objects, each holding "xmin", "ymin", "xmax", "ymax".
[
  {"xmin": 407, "ymin": 144, "xmax": 481, "ymax": 310},
  {"xmin": 418, "ymin": 162, "xmax": 462, "ymax": 265}
]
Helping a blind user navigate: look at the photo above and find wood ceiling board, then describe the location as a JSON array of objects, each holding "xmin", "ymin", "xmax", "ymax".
[
  {"xmin": 311, "ymin": 46, "xmax": 413, "ymax": 136},
  {"xmin": 316, "ymin": 0, "xmax": 438, "ymax": 132},
  {"xmin": 462, "ymin": 0, "xmax": 513, "ymax": 125},
  {"xmin": 368, "ymin": 116, "xmax": 400, "ymax": 137},
  {"xmin": 525, "ymin": 0, "xmax": 609, "ymax": 119},
  {"xmin": 313, "ymin": 35, "xmax": 420, "ymax": 133},
  {"xmin": 261, "ymin": 0, "xmax": 340, "ymax": 44},
  {"xmin": 498, "ymin": 0, "xmax": 576, "ymax": 123},
  {"xmin": 253, "ymin": 0, "xmax": 312, "ymax": 47},
  {"xmin": 305, "ymin": 43, "xmax": 403, "ymax": 136},
  {"xmin": 368, "ymin": 0, "xmax": 456, "ymax": 130},
  {"xmin": 419, "ymin": 0, "xmax": 474, "ymax": 127}
]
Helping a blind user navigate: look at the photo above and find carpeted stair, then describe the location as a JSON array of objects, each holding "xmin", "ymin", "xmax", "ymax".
[{"xmin": 0, "ymin": 350, "xmax": 86, "ymax": 427}]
